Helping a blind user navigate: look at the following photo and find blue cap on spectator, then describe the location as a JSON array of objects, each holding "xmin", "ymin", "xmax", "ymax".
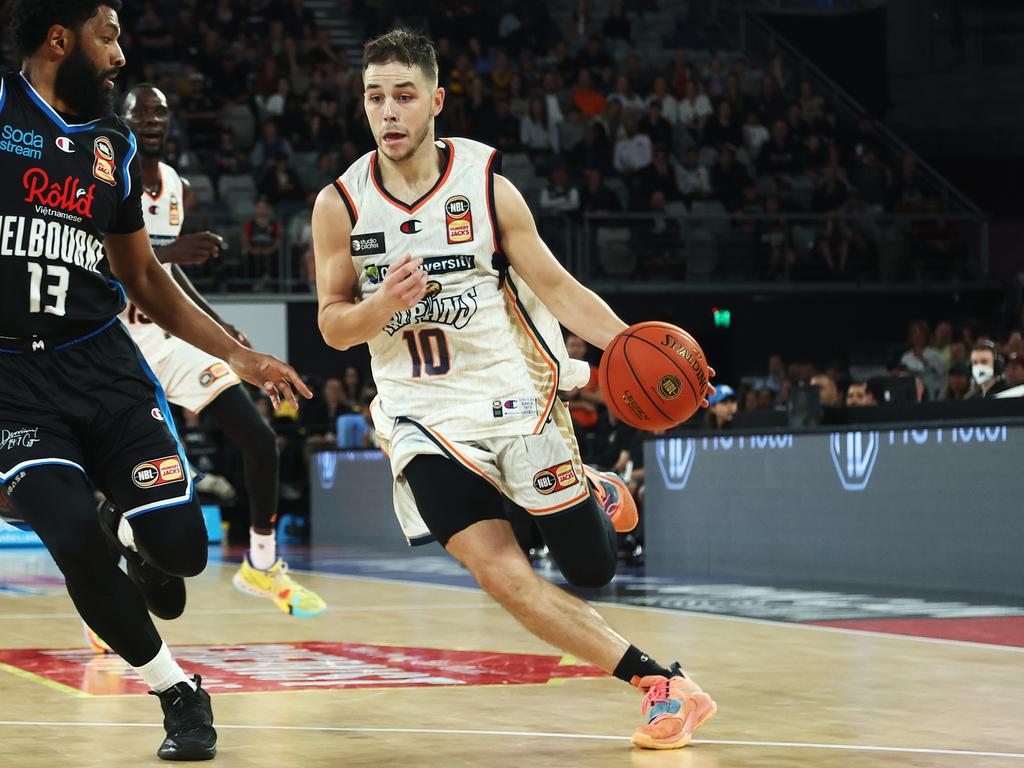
[{"xmin": 708, "ymin": 384, "xmax": 736, "ymax": 404}]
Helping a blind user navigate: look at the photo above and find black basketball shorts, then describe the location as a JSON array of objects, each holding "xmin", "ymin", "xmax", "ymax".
[{"xmin": 0, "ymin": 322, "xmax": 194, "ymax": 519}]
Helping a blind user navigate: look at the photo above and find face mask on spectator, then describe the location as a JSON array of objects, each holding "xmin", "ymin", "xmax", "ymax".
[{"xmin": 972, "ymin": 364, "xmax": 995, "ymax": 385}]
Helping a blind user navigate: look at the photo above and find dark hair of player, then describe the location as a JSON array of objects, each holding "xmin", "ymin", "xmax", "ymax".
[
  {"xmin": 363, "ymin": 27, "xmax": 439, "ymax": 85},
  {"xmin": 9, "ymin": 0, "xmax": 124, "ymax": 60}
]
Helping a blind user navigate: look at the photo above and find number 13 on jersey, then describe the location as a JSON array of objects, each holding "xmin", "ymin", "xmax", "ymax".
[{"xmin": 402, "ymin": 328, "xmax": 450, "ymax": 378}]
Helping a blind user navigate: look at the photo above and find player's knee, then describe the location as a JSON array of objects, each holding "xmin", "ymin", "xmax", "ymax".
[
  {"xmin": 560, "ymin": 555, "xmax": 617, "ymax": 589},
  {"xmin": 249, "ymin": 417, "xmax": 278, "ymax": 460},
  {"xmin": 470, "ymin": 556, "xmax": 536, "ymax": 603},
  {"xmin": 131, "ymin": 502, "xmax": 209, "ymax": 577}
]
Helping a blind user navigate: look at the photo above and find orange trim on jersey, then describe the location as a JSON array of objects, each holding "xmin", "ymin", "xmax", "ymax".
[
  {"xmin": 502, "ymin": 283, "xmax": 558, "ymax": 434},
  {"xmin": 369, "ymin": 139, "xmax": 455, "ymax": 214},
  {"xmin": 527, "ymin": 485, "xmax": 591, "ymax": 516},
  {"xmin": 190, "ymin": 375, "xmax": 242, "ymax": 414},
  {"xmin": 334, "ymin": 177, "xmax": 359, "ymax": 223},
  {"xmin": 485, "ymin": 149, "xmax": 501, "ymax": 254},
  {"xmin": 421, "ymin": 425, "xmax": 502, "ymax": 493}
]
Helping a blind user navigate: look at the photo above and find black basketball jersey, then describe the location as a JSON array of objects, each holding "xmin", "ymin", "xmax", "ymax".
[{"xmin": 0, "ymin": 71, "xmax": 144, "ymax": 343}]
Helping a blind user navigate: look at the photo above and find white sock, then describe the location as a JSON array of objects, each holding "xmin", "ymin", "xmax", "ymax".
[
  {"xmin": 133, "ymin": 643, "xmax": 195, "ymax": 693},
  {"xmin": 117, "ymin": 514, "xmax": 138, "ymax": 553},
  {"xmin": 248, "ymin": 528, "xmax": 277, "ymax": 570}
]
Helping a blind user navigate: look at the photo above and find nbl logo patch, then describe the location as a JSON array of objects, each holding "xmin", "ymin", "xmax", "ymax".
[
  {"xmin": 92, "ymin": 136, "xmax": 116, "ymax": 186},
  {"xmin": 445, "ymin": 195, "xmax": 473, "ymax": 244},
  {"xmin": 532, "ymin": 461, "xmax": 579, "ymax": 496},
  {"xmin": 199, "ymin": 362, "xmax": 231, "ymax": 388},
  {"xmin": 132, "ymin": 456, "xmax": 184, "ymax": 489}
]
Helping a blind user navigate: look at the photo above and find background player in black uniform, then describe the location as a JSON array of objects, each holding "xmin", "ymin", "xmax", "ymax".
[{"xmin": 0, "ymin": 2, "xmax": 311, "ymax": 760}]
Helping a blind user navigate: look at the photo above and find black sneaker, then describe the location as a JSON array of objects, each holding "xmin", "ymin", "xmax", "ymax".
[
  {"xmin": 97, "ymin": 500, "xmax": 187, "ymax": 620},
  {"xmin": 151, "ymin": 675, "xmax": 217, "ymax": 761}
]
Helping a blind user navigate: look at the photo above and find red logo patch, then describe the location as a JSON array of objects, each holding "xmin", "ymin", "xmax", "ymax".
[
  {"xmin": 532, "ymin": 461, "xmax": 579, "ymax": 495},
  {"xmin": 0, "ymin": 643, "xmax": 605, "ymax": 695},
  {"xmin": 445, "ymin": 195, "xmax": 473, "ymax": 244},
  {"xmin": 199, "ymin": 363, "xmax": 231, "ymax": 388},
  {"xmin": 22, "ymin": 168, "xmax": 96, "ymax": 218}
]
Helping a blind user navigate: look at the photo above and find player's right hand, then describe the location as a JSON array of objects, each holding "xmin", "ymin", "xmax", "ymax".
[
  {"xmin": 376, "ymin": 254, "xmax": 427, "ymax": 314},
  {"xmin": 157, "ymin": 232, "xmax": 225, "ymax": 265}
]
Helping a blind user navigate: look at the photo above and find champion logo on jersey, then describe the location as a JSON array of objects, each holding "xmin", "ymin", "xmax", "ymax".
[
  {"xmin": 55, "ymin": 136, "xmax": 75, "ymax": 153},
  {"xmin": 445, "ymin": 195, "xmax": 474, "ymax": 244},
  {"xmin": 400, "ymin": 219, "xmax": 423, "ymax": 234},
  {"xmin": 92, "ymin": 136, "xmax": 116, "ymax": 186}
]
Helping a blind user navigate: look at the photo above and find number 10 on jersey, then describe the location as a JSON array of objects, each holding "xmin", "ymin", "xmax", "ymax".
[{"xmin": 402, "ymin": 328, "xmax": 450, "ymax": 377}]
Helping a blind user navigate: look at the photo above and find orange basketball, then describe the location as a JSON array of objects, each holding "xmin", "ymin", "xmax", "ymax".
[{"xmin": 599, "ymin": 321, "xmax": 710, "ymax": 430}]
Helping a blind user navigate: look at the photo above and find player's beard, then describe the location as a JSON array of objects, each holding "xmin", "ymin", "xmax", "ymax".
[
  {"xmin": 383, "ymin": 118, "xmax": 432, "ymax": 163},
  {"xmin": 53, "ymin": 43, "xmax": 116, "ymax": 121}
]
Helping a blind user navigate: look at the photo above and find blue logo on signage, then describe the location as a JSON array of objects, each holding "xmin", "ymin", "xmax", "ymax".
[
  {"xmin": 316, "ymin": 451, "xmax": 338, "ymax": 490},
  {"xmin": 829, "ymin": 431, "xmax": 879, "ymax": 491},
  {"xmin": 655, "ymin": 438, "xmax": 697, "ymax": 490}
]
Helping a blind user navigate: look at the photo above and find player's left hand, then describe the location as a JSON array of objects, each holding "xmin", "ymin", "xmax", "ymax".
[
  {"xmin": 227, "ymin": 349, "xmax": 312, "ymax": 410},
  {"xmin": 699, "ymin": 367, "xmax": 717, "ymax": 409}
]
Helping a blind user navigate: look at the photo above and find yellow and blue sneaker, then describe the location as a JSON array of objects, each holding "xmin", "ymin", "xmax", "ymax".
[{"xmin": 232, "ymin": 555, "xmax": 326, "ymax": 618}]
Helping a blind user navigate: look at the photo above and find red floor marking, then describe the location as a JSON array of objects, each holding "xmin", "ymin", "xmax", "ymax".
[
  {"xmin": 0, "ymin": 642, "xmax": 605, "ymax": 695},
  {"xmin": 810, "ymin": 616, "xmax": 1024, "ymax": 648}
]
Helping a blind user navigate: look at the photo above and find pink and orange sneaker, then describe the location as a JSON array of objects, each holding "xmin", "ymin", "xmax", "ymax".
[
  {"xmin": 631, "ymin": 662, "xmax": 717, "ymax": 749},
  {"xmin": 582, "ymin": 465, "xmax": 638, "ymax": 533}
]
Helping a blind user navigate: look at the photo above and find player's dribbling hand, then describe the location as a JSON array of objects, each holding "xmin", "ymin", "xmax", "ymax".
[
  {"xmin": 699, "ymin": 367, "xmax": 717, "ymax": 409},
  {"xmin": 157, "ymin": 232, "xmax": 225, "ymax": 265},
  {"xmin": 227, "ymin": 349, "xmax": 313, "ymax": 410},
  {"xmin": 376, "ymin": 254, "xmax": 427, "ymax": 314}
]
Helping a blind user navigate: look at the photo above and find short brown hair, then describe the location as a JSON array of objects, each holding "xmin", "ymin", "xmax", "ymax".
[{"xmin": 363, "ymin": 27, "xmax": 438, "ymax": 84}]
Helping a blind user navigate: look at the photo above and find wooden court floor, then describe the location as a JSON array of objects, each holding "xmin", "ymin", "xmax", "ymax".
[{"xmin": 0, "ymin": 551, "xmax": 1022, "ymax": 767}]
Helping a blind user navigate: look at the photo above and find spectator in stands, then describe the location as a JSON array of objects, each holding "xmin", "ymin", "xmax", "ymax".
[
  {"xmin": 798, "ymin": 80, "xmax": 824, "ymax": 124},
  {"xmin": 447, "ymin": 52, "xmax": 477, "ymax": 102},
  {"xmin": 757, "ymin": 120, "xmax": 798, "ymax": 180},
  {"xmin": 845, "ymin": 381, "xmax": 875, "ymax": 406},
  {"xmin": 711, "ymin": 145, "xmax": 749, "ymax": 211},
  {"xmin": 810, "ymin": 373, "xmax": 840, "ymax": 407},
  {"xmin": 800, "ymin": 133, "xmax": 829, "ymax": 176},
  {"xmin": 996, "ymin": 353, "xmax": 1024, "ymax": 398},
  {"xmin": 931, "ymin": 320, "xmax": 954, "ymax": 370},
  {"xmin": 571, "ymin": 69, "xmax": 606, "ymax": 118},
  {"xmin": 635, "ymin": 146, "xmax": 682, "ymax": 205},
  {"xmin": 837, "ymin": 189, "xmax": 882, "ymax": 275},
  {"xmin": 180, "ymin": 72, "xmax": 223, "ymax": 150},
  {"xmin": 541, "ymin": 72, "xmax": 567, "ymax": 128},
  {"xmin": 703, "ymin": 385, "xmax": 737, "ymax": 429},
  {"xmin": 282, "ymin": 0, "xmax": 318, "ymax": 37},
  {"xmin": 758, "ymin": 194, "xmax": 795, "ymax": 279},
  {"xmin": 900, "ymin": 320, "xmax": 946, "ymax": 401},
  {"xmin": 722, "ymin": 73, "xmax": 747, "ymax": 119},
  {"xmin": 575, "ymin": 34, "xmax": 612, "ymax": 76},
  {"xmin": 944, "ymin": 361, "xmax": 972, "ymax": 400},
  {"xmin": 849, "ymin": 148, "xmax": 891, "ymax": 213},
  {"xmin": 703, "ymin": 55, "xmax": 726, "ymax": 98},
  {"xmin": 966, "ymin": 342, "xmax": 1011, "ymax": 398},
  {"xmin": 539, "ymin": 166, "xmax": 581, "ymax": 216},
  {"xmin": 507, "ymin": 73, "xmax": 528, "ymax": 119},
  {"xmin": 242, "ymin": 197, "xmax": 283, "ymax": 289},
  {"xmin": 757, "ymin": 387, "xmax": 776, "ymax": 409},
  {"xmin": 602, "ymin": 75, "xmax": 643, "ymax": 116},
  {"xmin": 783, "ymin": 103, "xmax": 808, "ymax": 144},
  {"xmin": 485, "ymin": 98, "xmax": 521, "ymax": 153},
  {"xmin": 769, "ymin": 51, "xmax": 790, "ymax": 92},
  {"xmin": 678, "ymin": 81, "xmax": 714, "ymax": 136},
  {"xmin": 307, "ymin": 94, "xmax": 347, "ymax": 151},
  {"xmin": 639, "ymin": 101, "xmax": 673, "ymax": 149},
  {"xmin": 301, "ymin": 377, "xmax": 350, "ymax": 440},
  {"xmin": 670, "ymin": 48, "xmax": 692, "ymax": 98},
  {"xmin": 489, "ymin": 50, "xmax": 514, "ymax": 100},
  {"xmin": 602, "ymin": 0, "xmax": 632, "ymax": 44},
  {"xmin": 613, "ymin": 117, "xmax": 653, "ymax": 175},
  {"xmin": 135, "ymin": 0, "xmax": 175, "ymax": 62},
  {"xmin": 251, "ymin": 120, "xmax": 294, "ymax": 172},
  {"xmin": 580, "ymin": 167, "xmax": 622, "ymax": 213},
  {"xmin": 465, "ymin": 78, "xmax": 493, "ymax": 138},
  {"xmin": 258, "ymin": 153, "xmax": 305, "ymax": 209},
  {"xmin": 675, "ymin": 148, "xmax": 711, "ymax": 203},
  {"xmin": 521, "ymin": 97, "xmax": 559, "ymax": 171},
  {"xmin": 648, "ymin": 76, "xmax": 680, "ymax": 125},
  {"xmin": 757, "ymin": 75, "xmax": 786, "ymax": 126},
  {"xmin": 888, "ymin": 156, "xmax": 936, "ymax": 213},
  {"xmin": 703, "ymin": 100, "xmax": 743, "ymax": 149},
  {"xmin": 813, "ymin": 164, "xmax": 848, "ymax": 212},
  {"xmin": 213, "ymin": 129, "xmax": 247, "ymax": 186},
  {"xmin": 600, "ymin": 98, "xmax": 626, "ymax": 145},
  {"xmin": 571, "ymin": 120, "xmax": 612, "ymax": 176},
  {"xmin": 742, "ymin": 111, "xmax": 771, "ymax": 161}
]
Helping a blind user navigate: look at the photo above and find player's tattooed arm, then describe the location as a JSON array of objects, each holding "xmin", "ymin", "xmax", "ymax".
[
  {"xmin": 312, "ymin": 185, "xmax": 427, "ymax": 350},
  {"xmin": 493, "ymin": 174, "xmax": 627, "ymax": 350},
  {"xmin": 105, "ymin": 228, "xmax": 310, "ymax": 408}
]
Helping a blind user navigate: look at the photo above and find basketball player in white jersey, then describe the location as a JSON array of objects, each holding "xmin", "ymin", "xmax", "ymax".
[
  {"xmin": 86, "ymin": 85, "xmax": 325, "ymax": 643},
  {"xmin": 313, "ymin": 30, "xmax": 717, "ymax": 749}
]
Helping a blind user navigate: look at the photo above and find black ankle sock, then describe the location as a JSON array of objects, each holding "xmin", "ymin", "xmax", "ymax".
[{"xmin": 612, "ymin": 645, "xmax": 676, "ymax": 684}]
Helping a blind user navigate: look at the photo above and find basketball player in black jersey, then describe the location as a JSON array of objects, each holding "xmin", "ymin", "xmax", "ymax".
[{"xmin": 0, "ymin": 2, "xmax": 311, "ymax": 760}]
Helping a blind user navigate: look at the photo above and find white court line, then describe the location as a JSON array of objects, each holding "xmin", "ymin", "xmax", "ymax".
[
  {"xmin": 0, "ymin": 602, "xmax": 494, "ymax": 621},
  {"xmin": 0, "ymin": 720, "xmax": 1022, "ymax": 759},
  {"xmin": 282, "ymin": 567, "xmax": 1024, "ymax": 655}
]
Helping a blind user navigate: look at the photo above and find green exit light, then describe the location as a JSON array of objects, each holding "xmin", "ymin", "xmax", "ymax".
[{"xmin": 712, "ymin": 307, "xmax": 731, "ymax": 328}]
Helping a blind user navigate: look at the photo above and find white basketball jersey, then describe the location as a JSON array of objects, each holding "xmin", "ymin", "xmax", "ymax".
[
  {"xmin": 119, "ymin": 161, "xmax": 184, "ymax": 360},
  {"xmin": 339, "ymin": 137, "xmax": 583, "ymax": 441}
]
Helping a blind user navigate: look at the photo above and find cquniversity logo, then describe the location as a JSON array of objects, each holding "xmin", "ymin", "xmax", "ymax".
[
  {"xmin": 655, "ymin": 438, "xmax": 697, "ymax": 491},
  {"xmin": 829, "ymin": 431, "xmax": 879, "ymax": 491},
  {"xmin": 316, "ymin": 451, "xmax": 338, "ymax": 490}
]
